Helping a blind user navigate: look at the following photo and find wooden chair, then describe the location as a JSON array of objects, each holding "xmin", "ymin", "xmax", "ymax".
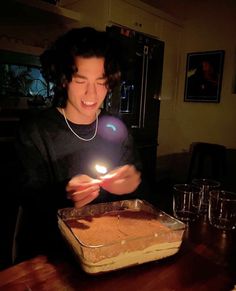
[{"xmin": 187, "ymin": 142, "xmax": 227, "ymax": 183}]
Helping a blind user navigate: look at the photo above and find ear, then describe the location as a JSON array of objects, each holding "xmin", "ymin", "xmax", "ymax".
[{"xmin": 61, "ymin": 76, "xmax": 69, "ymax": 88}]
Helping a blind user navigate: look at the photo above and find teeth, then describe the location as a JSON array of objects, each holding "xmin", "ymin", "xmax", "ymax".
[{"xmin": 82, "ymin": 100, "xmax": 95, "ymax": 106}]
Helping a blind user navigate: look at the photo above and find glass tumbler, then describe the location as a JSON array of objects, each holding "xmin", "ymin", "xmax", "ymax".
[
  {"xmin": 192, "ymin": 178, "xmax": 221, "ymax": 215},
  {"xmin": 208, "ymin": 190, "xmax": 236, "ymax": 231},
  {"xmin": 173, "ymin": 184, "xmax": 202, "ymax": 223}
]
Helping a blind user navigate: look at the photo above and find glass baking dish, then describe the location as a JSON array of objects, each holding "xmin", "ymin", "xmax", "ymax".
[{"xmin": 57, "ymin": 199, "xmax": 185, "ymax": 274}]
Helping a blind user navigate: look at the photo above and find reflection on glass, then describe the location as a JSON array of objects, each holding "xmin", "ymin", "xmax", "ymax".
[
  {"xmin": 0, "ymin": 63, "xmax": 53, "ymax": 107},
  {"xmin": 120, "ymin": 81, "xmax": 135, "ymax": 113}
]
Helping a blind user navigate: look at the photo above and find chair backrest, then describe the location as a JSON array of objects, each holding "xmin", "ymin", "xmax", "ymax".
[{"xmin": 187, "ymin": 142, "xmax": 227, "ymax": 183}]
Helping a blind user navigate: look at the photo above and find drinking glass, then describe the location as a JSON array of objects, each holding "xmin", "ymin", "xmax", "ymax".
[
  {"xmin": 208, "ymin": 190, "xmax": 236, "ymax": 231},
  {"xmin": 173, "ymin": 184, "xmax": 202, "ymax": 223},
  {"xmin": 192, "ymin": 178, "xmax": 220, "ymax": 215}
]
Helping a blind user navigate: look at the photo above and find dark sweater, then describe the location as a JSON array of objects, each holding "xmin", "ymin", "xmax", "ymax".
[{"xmin": 14, "ymin": 107, "xmax": 144, "ymax": 261}]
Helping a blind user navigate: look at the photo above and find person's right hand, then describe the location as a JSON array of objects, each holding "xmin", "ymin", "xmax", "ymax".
[{"xmin": 66, "ymin": 175, "xmax": 101, "ymax": 208}]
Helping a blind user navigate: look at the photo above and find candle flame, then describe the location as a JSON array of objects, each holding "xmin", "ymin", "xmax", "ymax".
[{"xmin": 95, "ymin": 164, "xmax": 108, "ymax": 175}]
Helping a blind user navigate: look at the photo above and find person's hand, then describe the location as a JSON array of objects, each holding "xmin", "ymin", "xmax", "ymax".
[
  {"xmin": 99, "ymin": 164, "xmax": 141, "ymax": 195},
  {"xmin": 66, "ymin": 175, "xmax": 101, "ymax": 208}
]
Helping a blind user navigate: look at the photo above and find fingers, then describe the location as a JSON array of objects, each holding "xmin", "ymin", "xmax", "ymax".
[
  {"xmin": 68, "ymin": 185, "xmax": 100, "ymax": 208},
  {"xmin": 66, "ymin": 174, "xmax": 101, "ymax": 208},
  {"xmin": 68, "ymin": 184, "xmax": 100, "ymax": 201},
  {"xmin": 100, "ymin": 165, "xmax": 141, "ymax": 195},
  {"xmin": 100, "ymin": 165, "xmax": 136, "ymax": 182},
  {"xmin": 74, "ymin": 190, "xmax": 100, "ymax": 208},
  {"xmin": 66, "ymin": 175, "xmax": 101, "ymax": 192},
  {"xmin": 66, "ymin": 165, "xmax": 141, "ymax": 207}
]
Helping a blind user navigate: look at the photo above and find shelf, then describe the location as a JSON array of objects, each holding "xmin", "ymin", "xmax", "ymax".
[{"xmin": 16, "ymin": 0, "xmax": 81, "ymax": 22}]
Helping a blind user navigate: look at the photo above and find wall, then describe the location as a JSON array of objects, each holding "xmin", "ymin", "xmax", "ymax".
[{"xmin": 157, "ymin": 0, "xmax": 236, "ymax": 157}]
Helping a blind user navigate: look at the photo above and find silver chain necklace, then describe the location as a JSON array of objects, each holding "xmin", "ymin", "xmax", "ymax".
[{"xmin": 62, "ymin": 108, "xmax": 98, "ymax": 142}]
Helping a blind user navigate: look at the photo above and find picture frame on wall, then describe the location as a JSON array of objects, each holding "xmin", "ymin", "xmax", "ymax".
[{"xmin": 184, "ymin": 50, "xmax": 225, "ymax": 103}]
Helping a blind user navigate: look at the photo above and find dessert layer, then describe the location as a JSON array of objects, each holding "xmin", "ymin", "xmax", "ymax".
[
  {"xmin": 58, "ymin": 216, "xmax": 182, "ymax": 274},
  {"xmin": 66, "ymin": 210, "xmax": 171, "ymax": 246},
  {"xmin": 61, "ymin": 209, "xmax": 183, "ymax": 266}
]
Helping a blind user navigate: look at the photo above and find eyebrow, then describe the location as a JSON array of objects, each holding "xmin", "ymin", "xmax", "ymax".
[
  {"xmin": 73, "ymin": 73, "xmax": 107, "ymax": 80},
  {"xmin": 73, "ymin": 73, "xmax": 86, "ymax": 79}
]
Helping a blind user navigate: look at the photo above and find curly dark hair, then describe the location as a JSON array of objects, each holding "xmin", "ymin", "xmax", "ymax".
[{"xmin": 40, "ymin": 27, "xmax": 121, "ymax": 107}]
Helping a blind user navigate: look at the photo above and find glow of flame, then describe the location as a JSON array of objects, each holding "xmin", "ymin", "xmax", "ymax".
[{"xmin": 95, "ymin": 164, "xmax": 108, "ymax": 175}]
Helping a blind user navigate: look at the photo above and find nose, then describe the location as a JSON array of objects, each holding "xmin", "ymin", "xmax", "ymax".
[{"xmin": 85, "ymin": 82, "xmax": 97, "ymax": 99}]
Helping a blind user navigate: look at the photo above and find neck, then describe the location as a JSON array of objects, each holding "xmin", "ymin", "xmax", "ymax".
[
  {"xmin": 61, "ymin": 108, "xmax": 99, "ymax": 142},
  {"xmin": 57, "ymin": 107, "xmax": 97, "ymax": 125}
]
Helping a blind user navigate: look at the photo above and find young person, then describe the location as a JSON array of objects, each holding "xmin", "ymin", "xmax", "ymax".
[{"xmin": 13, "ymin": 27, "xmax": 144, "ymax": 262}]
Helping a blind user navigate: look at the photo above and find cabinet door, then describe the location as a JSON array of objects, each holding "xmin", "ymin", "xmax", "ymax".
[
  {"xmin": 109, "ymin": 0, "xmax": 158, "ymax": 36},
  {"xmin": 160, "ymin": 20, "xmax": 182, "ymax": 103},
  {"xmin": 109, "ymin": 0, "xmax": 134, "ymax": 28},
  {"xmin": 158, "ymin": 21, "xmax": 182, "ymax": 156},
  {"xmin": 134, "ymin": 8, "xmax": 158, "ymax": 36}
]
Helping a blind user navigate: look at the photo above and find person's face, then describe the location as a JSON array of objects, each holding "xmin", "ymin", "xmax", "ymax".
[
  {"xmin": 66, "ymin": 57, "xmax": 108, "ymax": 122},
  {"xmin": 202, "ymin": 61, "xmax": 213, "ymax": 73}
]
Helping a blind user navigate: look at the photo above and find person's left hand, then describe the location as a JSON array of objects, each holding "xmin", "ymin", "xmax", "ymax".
[
  {"xmin": 99, "ymin": 164, "xmax": 141, "ymax": 195},
  {"xmin": 66, "ymin": 175, "xmax": 101, "ymax": 208}
]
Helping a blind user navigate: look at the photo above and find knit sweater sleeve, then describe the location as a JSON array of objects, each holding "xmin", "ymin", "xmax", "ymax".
[
  {"xmin": 117, "ymin": 128, "xmax": 146, "ymax": 200},
  {"xmin": 120, "ymin": 131, "xmax": 142, "ymax": 171},
  {"xmin": 16, "ymin": 117, "xmax": 70, "ymax": 207}
]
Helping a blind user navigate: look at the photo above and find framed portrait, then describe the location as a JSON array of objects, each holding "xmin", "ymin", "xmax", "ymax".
[{"xmin": 184, "ymin": 50, "xmax": 225, "ymax": 103}]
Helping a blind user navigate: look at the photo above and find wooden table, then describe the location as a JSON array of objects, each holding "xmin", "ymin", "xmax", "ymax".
[{"xmin": 0, "ymin": 218, "xmax": 235, "ymax": 291}]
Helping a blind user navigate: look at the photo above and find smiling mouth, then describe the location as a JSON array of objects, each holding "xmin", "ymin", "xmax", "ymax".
[{"xmin": 81, "ymin": 100, "xmax": 97, "ymax": 107}]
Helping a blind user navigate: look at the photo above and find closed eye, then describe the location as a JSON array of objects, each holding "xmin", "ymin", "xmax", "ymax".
[
  {"xmin": 97, "ymin": 81, "xmax": 106, "ymax": 86},
  {"xmin": 97, "ymin": 77, "xmax": 107, "ymax": 86},
  {"xmin": 73, "ymin": 74, "xmax": 87, "ymax": 84},
  {"xmin": 74, "ymin": 79, "xmax": 86, "ymax": 84}
]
